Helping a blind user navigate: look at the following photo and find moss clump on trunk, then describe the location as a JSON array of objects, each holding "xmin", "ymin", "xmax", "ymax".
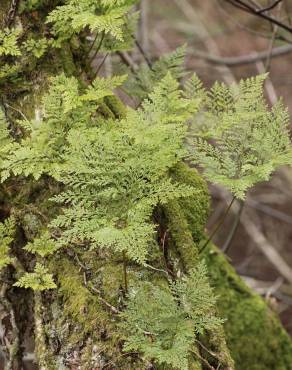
[{"xmin": 204, "ymin": 246, "xmax": 292, "ymax": 370}]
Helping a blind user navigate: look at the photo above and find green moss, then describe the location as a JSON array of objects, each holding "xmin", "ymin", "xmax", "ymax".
[
  {"xmin": 170, "ymin": 162, "xmax": 210, "ymax": 242},
  {"xmin": 50, "ymin": 257, "xmax": 107, "ymax": 336},
  {"xmin": 104, "ymin": 95, "xmax": 127, "ymax": 119},
  {"xmin": 162, "ymin": 162, "xmax": 210, "ymax": 270},
  {"xmin": 204, "ymin": 246, "xmax": 292, "ymax": 370},
  {"xmin": 163, "ymin": 199, "xmax": 198, "ymax": 270}
]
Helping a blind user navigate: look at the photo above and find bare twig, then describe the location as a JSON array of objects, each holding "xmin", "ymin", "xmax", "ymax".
[
  {"xmin": 256, "ymin": 0, "xmax": 283, "ymax": 14},
  {"xmin": 240, "ymin": 212, "xmax": 292, "ymax": 284},
  {"xmin": 223, "ymin": 0, "xmax": 292, "ymax": 34},
  {"xmin": 189, "ymin": 44, "xmax": 292, "ymax": 67},
  {"xmin": 173, "ymin": 0, "xmax": 236, "ymax": 84}
]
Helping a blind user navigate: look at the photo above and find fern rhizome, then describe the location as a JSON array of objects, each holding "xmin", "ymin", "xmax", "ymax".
[{"xmin": 0, "ymin": 0, "xmax": 292, "ymax": 369}]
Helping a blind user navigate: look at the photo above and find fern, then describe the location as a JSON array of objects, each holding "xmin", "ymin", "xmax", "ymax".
[
  {"xmin": 2, "ymin": 73, "xmax": 123, "ymax": 180},
  {"xmin": 3, "ymin": 72, "xmax": 198, "ymax": 264},
  {"xmin": 0, "ymin": 28, "xmax": 21, "ymax": 56},
  {"xmin": 81, "ymin": 75, "xmax": 127, "ymax": 101},
  {"xmin": 125, "ymin": 45, "xmax": 187, "ymax": 99},
  {"xmin": 0, "ymin": 217, "xmax": 15, "ymax": 270},
  {"xmin": 46, "ymin": 0, "xmax": 138, "ymax": 47},
  {"xmin": 188, "ymin": 74, "xmax": 292, "ymax": 199},
  {"xmin": 50, "ymin": 73, "xmax": 198, "ymax": 264},
  {"xmin": 23, "ymin": 38, "xmax": 49, "ymax": 58},
  {"xmin": 14, "ymin": 263, "xmax": 56, "ymax": 291},
  {"xmin": 23, "ymin": 232, "xmax": 59, "ymax": 257},
  {"xmin": 120, "ymin": 262, "xmax": 222, "ymax": 370}
]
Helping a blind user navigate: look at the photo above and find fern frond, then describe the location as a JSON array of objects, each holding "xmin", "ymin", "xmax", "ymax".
[
  {"xmin": 0, "ymin": 28, "xmax": 21, "ymax": 56},
  {"xmin": 46, "ymin": 0, "xmax": 137, "ymax": 46},
  {"xmin": 80, "ymin": 75, "xmax": 127, "ymax": 102},
  {"xmin": 14, "ymin": 263, "xmax": 56, "ymax": 291},
  {"xmin": 126, "ymin": 46, "xmax": 187, "ymax": 99},
  {"xmin": 49, "ymin": 73, "xmax": 198, "ymax": 264},
  {"xmin": 23, "ymin": 232, "xmax": 60, "ymax": 257},
  {"xmin": 189, "ymin": 74, "xmax": 292, "ymax": 199},
  {"xmin": 120, "ymin": 262, "xmax": 222, "ymax": 369},
  {"xmin": 0, "ymin": 217, "xmax": 15, "ymax": 270}
]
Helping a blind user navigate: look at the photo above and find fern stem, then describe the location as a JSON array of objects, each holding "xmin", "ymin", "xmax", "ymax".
[
  {"xmin": 222, "ymin": 199, "xmax": 244, "ymax": 254},
  {"xmin": 199, "ymin": 196, "xmax": 236, "ymax": 254},
  {"xmin": 86, "ymin": 31, "xmax": 99, "ymax": 59},
  {"xmin": 123, "ymin": 251, "xmax": 128, "ymax": 294},
  {"xmin": 89, "ymin": 31, "xmax": 105, "ymax": 66}
]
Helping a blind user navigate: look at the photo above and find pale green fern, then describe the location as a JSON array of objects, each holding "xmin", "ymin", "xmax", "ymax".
[
  {"xmin": 0, "ymin": 28, "xmax": 21, "ymax": 56},
  {"xmin": 2, "ymin": 74, "xmax": 125, "ymax": 180},
  {"xmin": 23, "ymin": 232, "xmax": 59, "ymax": 257},
  {"xmin": 0, "ymin": 217, "xmax": 15, "ymax": 270},
  {"xmin": 188, "ymin": 74, "xmax": 292, "ymax": 199},
  {"xmin": 120, "ymin": 262, "xmax": 222, "ymax": 370},
  {"xmin": 50, "ymin": 73, "xmax": 199, "ymax": 264},
  {"xmin": 14, "ymin": 263, "xmax": 56, "ymax": 291},
  {"xmin": 125, "ymin": 45, "xmax": 187, "ymax": 99},
  {"xmin": 46, "ymin": 0, "xmax": 138, "ymax": 47}
]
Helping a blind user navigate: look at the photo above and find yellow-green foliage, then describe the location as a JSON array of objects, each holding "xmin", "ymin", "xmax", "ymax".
[
  {"xmin": 188, "ymin": 74, "xmax": 292, "ymax": 199},
  {"xmin": 23, "ymin": 231, "xmax": 59, "ymax": 257},
  {"xmin": 0, "ymin": 217, "xmax": 15, "ymax": 270},
  {"xmin": 120, "ymin": 262, "xmax": 223, "ymax": 370},
  {"xmin": 48, "ymin": 73, "xmax": 199, "ymax": 264},
  {"xmin": 14, "ymin": 262, "xmax": 56, "ymax": 291},
  {"xmin": 0, "ymin": 28, "xmax": 21, "ymax": 56},
  {"xmin": 46, "ymin": 0, "xmax": 138, "ymax": 47}
]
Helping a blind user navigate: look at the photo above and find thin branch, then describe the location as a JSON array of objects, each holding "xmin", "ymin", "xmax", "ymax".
[
  {"xmin": 256, "ymin": 0, "xmax": 282, "ymax": 14},
  {"xmin": 224, "ymin": 0, "xmax": 292, "ymax": 34},
  {"xmin": 189, "ymin": 44, "xmax": 292, "ymax": 66},
  {"xmin": 91, "ymin": 53, "xmax": 109, "ymax": 81},
  {"xmin": 190, "ymin": 349, "xmax": 217, "ymax": 370},
  {"xmin": 241, "ymin": 212, "xmax": 292, "ymax": 284},
  {"xmin": 117, "ymin": 51, "xmax": 138, "ymax": 73},
  {"xmin": 135, "ymin": 39, "xmax": 153, "ymax": 69}
]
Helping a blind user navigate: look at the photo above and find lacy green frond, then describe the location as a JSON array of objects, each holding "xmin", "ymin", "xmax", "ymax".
[
  {"xmin": 0, "ymin": 63, "xmax": 21, "ymax": 82},
  {"xmin": 23, "ymin": 38, "xmax": 49, "ymax": 58},
  {"xmin": 0, "ymin": 28, "xmax": 21, "ymax": 56},
  {"xmin": 80, "ymin": 75, "xmax": 127, "ymax": 101},
  {"xmin": 50, "ymin": 73, "xmax": 199, "ymax": 264},
  {"xmin": 2, "ymin": 73, "xmax": 123, "ymax": 181},
  {"xmin": 172, "ymin": 262, "xmax": 224, "ymax": 335},
  {"xmin": 126, "ymin": 45, "xmax": 187, "ymax": 99},
  {"xmin": 0, "ymin": 217, "xmax": 15, "ymax": 270},
  {"xmin": 14, "ymin": 263, "xmax": 56, "ymax": 291},
  {"xmin": 120, "ymin": 262, "xmax": 222, "ymax": 369},
  {"xmin": 46, "ymin": 0, "xmax": 138, "ymax": 46},
  {"xmin": 188, "ymin": 74, "xmax": 292, "ymax": 199},
  {"xmin": 23, "ymin": 232, "xmax": 60, "ymax": 257}
]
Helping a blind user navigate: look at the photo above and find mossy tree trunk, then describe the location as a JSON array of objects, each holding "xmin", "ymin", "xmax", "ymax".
[{"xmin": 0, "ymin": 2, "xmax": 292, "ymax": 370}]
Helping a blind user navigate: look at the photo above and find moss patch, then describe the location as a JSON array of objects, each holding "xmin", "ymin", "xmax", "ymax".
[{"xmin": 204, "ymin": 246, "xmax": 292, "ymax": 370}]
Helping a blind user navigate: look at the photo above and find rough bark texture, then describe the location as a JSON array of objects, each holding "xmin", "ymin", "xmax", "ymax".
[{"xmin": 1, "ymin": 2, "xmax": 292, "ymax": 369}]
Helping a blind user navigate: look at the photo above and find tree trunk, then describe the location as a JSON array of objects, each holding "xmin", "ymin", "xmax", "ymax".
[{"xmin": 0, "ymin": 2, "xmax": 292, "ymax": 370}]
